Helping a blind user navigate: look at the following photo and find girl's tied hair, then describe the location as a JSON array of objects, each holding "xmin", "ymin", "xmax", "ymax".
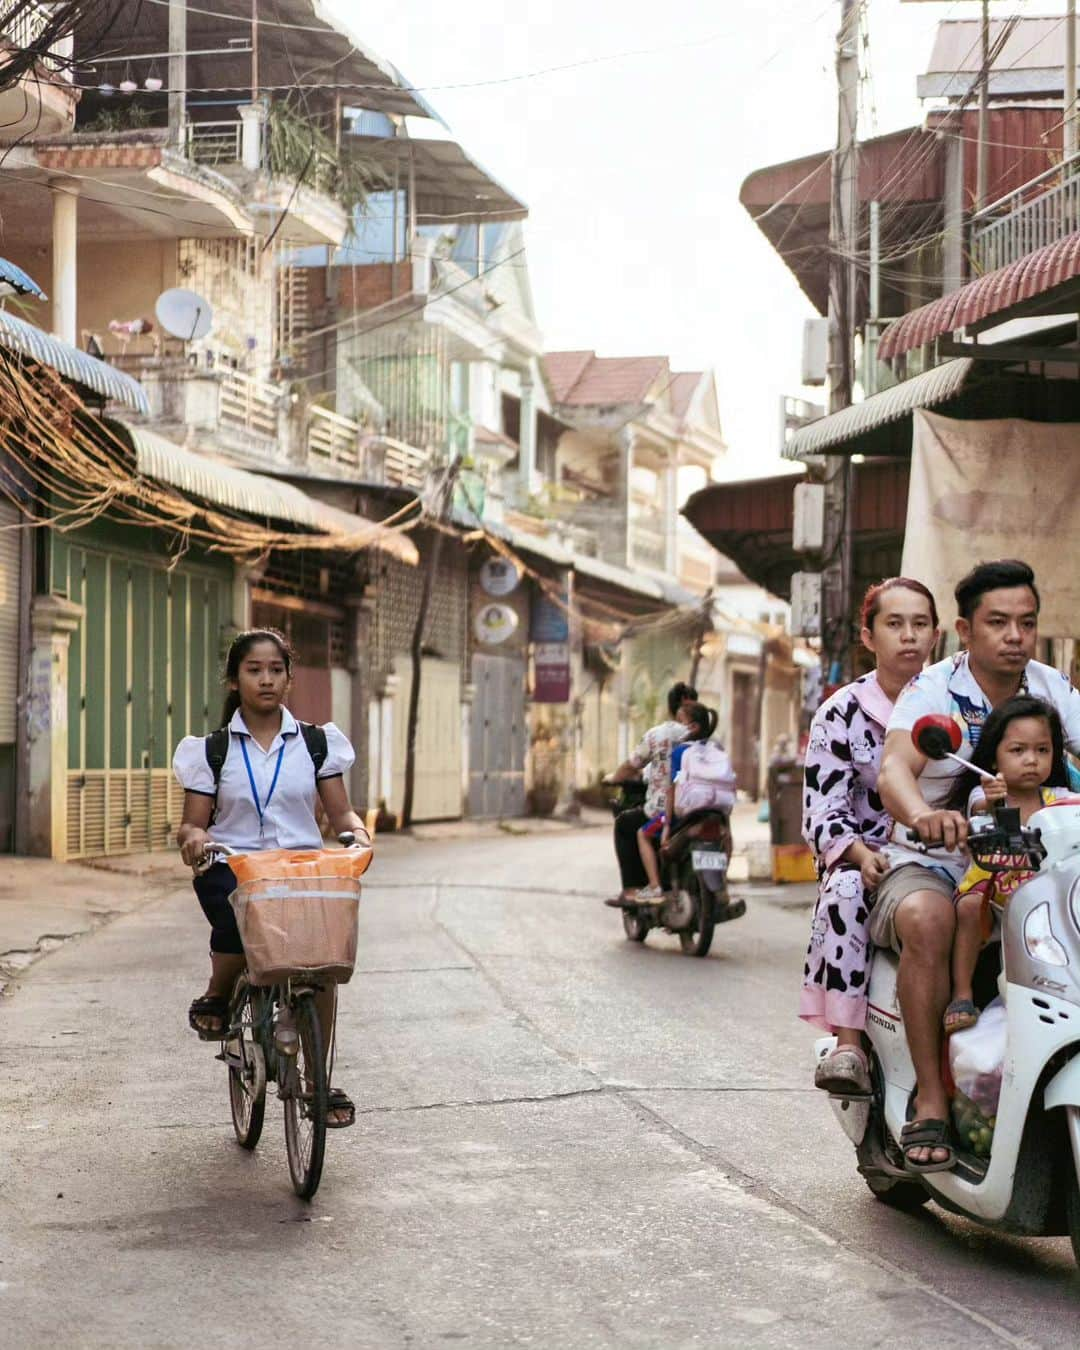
[
  {"xmin": 220, "ymin": 628, "xmax": 295, "ymax": 727},
  {"xmin": 683, "ymin": 702, "xmax": 718, "ymax": 742}
]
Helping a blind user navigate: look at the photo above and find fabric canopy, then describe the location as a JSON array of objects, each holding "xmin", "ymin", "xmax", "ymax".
[{"xmin": 901, "ymin": 409, "xmax": 1080, "ymax": 636}]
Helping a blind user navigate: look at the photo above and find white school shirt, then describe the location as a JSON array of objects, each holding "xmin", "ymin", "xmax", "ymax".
[
  {"xmin": 172, "ymin": 707, "xmax": 355, "ymax": 853},
  {"xmin": 884, "ymin": 652, "xmax": 1080, "ymax": 879}
]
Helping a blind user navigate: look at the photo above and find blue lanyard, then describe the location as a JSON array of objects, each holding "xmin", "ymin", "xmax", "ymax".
[{"xmin": 239, "ymin": 736, "xmax": 285, "ymax": 838}]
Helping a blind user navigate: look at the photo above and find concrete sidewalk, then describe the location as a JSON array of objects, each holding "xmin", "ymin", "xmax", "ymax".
[{"xmin": 0, "ymin": 796, "xmax": 813, "ymax": 993}]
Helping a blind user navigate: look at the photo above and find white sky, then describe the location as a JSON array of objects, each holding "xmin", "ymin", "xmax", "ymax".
[{"xmin": 333, "ymin": 0, "xmax": 1061, "ymax": 480}]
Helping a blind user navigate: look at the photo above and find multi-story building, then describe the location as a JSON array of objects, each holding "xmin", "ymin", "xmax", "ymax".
[{"xmin": 693, "ymin": 15, "xmax": 1080, "ymax": 675}]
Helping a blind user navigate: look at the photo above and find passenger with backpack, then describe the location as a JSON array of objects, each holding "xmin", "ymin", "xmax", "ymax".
[
  {"xmin": 632, "ymin": 702, "xmax": 734, "ymax": 902},
  {"xmin": 172, "ymin": 627, "xmax": 369, "ymax": 1127}
]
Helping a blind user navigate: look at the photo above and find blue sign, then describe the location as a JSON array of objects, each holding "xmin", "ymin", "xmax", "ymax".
[{"xmin": 531, "ymin": 587, "xmax": 569, "ymax": 643}]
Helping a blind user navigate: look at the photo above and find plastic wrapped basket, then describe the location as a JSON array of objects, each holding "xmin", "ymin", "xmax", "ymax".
[{"xmin": 227, "ymin": 847, "xmax": 372, "ymax": 986}]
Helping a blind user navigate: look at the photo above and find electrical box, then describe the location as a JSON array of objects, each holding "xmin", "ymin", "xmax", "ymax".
[
  {"xmin": 790, "ymin": 571, "xmax": 822, "ymax": 637},
  {"xmin": 802, "ymin": 318, "xmax": 829, "ymax": 386},
  {"xmin": 792, "ymin": 481, "xmax": 826, "ymax": 553}
]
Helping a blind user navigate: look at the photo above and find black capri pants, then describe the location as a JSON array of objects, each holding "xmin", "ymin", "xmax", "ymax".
[
  {"xmin": 192, "ymin": 861, "xmax": 243, "ymax": 955},
  {"xmin": 614, "ymin": 807, "xmax": 649, "ymax": 891}
]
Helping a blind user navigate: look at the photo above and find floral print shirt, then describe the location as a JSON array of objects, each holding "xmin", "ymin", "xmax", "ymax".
[
  {"xmin": 802, "ymin": 672, "xmax": 893, "ymax": 877},
  {"xmin": 630, "ymin": 719, "xmax": 688, "ymax": 815}
]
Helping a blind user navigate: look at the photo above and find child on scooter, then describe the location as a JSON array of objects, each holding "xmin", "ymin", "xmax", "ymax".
[
  {"xmin": 945, "ymin": 695, "xmax": 1074, "ymax": 1036},
  {"xmin": 632, "ymin": 702, "xmax": 719, "ymax": 902}
]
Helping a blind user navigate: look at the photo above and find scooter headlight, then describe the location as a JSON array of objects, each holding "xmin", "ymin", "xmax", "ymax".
[{"xmin": 1024, "ymin": 902, "xmax": 1069, "ymax": 967}]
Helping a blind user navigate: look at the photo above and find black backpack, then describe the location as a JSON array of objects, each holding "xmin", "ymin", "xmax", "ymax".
[{"xmin": 204, "ymin": 721, "xmax": 328, "ymax": 791}]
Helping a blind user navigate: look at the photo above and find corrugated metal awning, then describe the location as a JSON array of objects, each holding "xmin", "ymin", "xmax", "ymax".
[
  {"xmin": 0, "ymin": 309, "xmax": 148, "ymax": 414},
  {"xmin": 115, "ymin": 422, "xmax": 418, "ymax": 564},
  {"xmin": 878, "ymin": 231, "xmax": 1080, "ymax": 360},
  {"xmin": 783, "ymin": 359, "xmax": 976, "ymax": 459}
]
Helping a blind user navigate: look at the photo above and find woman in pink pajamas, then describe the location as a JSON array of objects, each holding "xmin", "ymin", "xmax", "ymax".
[{"xmin": 801, "ymin": 578, "xmax": 939, "ymax": 1098}]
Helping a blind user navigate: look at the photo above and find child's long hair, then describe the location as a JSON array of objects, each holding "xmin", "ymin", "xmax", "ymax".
[
  {"xmin": 947, "ymin": 694, "xmax": 1067, "ymax": 810},
  {"xmin": 683, "ymin": 702, "xmax": 718, "ymax": 742},
  {"xmin": 219, "ymin": 627, "xmax": 294, "ymax": 727}
]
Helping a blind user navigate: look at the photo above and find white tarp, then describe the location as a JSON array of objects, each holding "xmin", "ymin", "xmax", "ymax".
[{"xmin": 902, "ymin": 410, "xmax": 1080, "ymax": 637}]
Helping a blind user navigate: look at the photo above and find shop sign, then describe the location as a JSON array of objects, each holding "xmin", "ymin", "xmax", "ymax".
[
  {"xmin": 531, "ymin": 587, "xmax": 569, "ymax": 643},
  {"xmin": 534, "ymin": 642, "xmax": 571, "ymax": 703},
  {"xmin": 479, "ymin": 557, "xmax": 521, "ymax": 597},
  {"xmin": 474, "ymin": 602, "xmax": 519, "ymax": 646}
]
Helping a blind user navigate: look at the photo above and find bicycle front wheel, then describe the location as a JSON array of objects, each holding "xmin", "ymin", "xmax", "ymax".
[
  {"xmin": 283, "ymin": 992, "xmax": 327, "ymax": 1200},
  {"xmin": 227, "ymin": 973, "xmax": 266, "ymax": 1151}
]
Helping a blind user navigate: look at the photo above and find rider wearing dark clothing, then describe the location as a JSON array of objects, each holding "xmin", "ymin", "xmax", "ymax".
[{"xmin": 604, "ymin": 682, "xmax": 697, "ymax": 906}]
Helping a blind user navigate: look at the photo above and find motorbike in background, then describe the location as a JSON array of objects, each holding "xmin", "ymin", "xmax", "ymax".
[{"xmin": 606, "ymin": 779, "xmax": 745, "ymax": 958}]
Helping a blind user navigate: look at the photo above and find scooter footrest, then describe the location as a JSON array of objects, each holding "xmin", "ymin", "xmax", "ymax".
[{"xmin": 715, "ymin": 897, "xmax": 747, "ymax": 923}]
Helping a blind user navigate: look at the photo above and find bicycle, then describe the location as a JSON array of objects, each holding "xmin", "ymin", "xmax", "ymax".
[{"xmin": 198, "ymin": 836, "xmax": 367, "ymax": 1199}]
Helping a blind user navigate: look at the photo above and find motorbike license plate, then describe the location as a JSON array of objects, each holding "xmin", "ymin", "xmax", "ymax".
[{"xmin": 692, "ymin": 849, "xmax": 728, "ymax": 873}]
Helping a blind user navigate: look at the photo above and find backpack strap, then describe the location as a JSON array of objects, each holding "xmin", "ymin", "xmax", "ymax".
[
  {"xmin": 203, "ymin": 720, "xmax": 328, "ymax": 794},
  {"xmin": 299, "ymin": 721, "xmax": 329, "ymax": 777},
  {"xmin": 204, "ymin": 726, "xmax": 231, "ymax": 788}
]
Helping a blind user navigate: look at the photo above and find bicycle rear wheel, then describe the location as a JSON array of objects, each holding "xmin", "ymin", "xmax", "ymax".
[
  {"xmin": 227, "ymin": 973, "xmax": 266, "ymax": 1151},
  {"xmin": 283, "ymin": 991, "xmax": 327, "ymax": 1200}
]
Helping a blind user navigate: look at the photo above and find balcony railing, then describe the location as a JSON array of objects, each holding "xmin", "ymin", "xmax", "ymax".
[
  {"xmin": 307, "ymin": 404, "xmax": 361, "ymax": 470},
  {"xmin": 183, "ymin": 119, "xmax": 243, "ymax": 167},
  {"xmin": 219, "ymin": 370, "xmax": 280, "ymax": 439},
  {"xmin": 630, "ymin": 522, "xmax": 667, "ymax": 573},
  {"xmin": 971, "ymin": 153, "xmax": 1080, "ymax": 273},
  {"xmin": 182, "ymin": 117, "xmax": 341, "ymax": 196},
  {"xmin": 0, "ymin": 1, "xmax": 74, "ymax": 81}
]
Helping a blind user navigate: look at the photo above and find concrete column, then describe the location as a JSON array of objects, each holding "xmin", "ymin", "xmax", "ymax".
[
  {"xmin": 239, "ymin": 102, "xmax": 267, "ymax": 173},
  {"xmin": 616, "ymin": 429, "xmax": 634, "ymax": 569},
  {"xmin": 517, "ymin": 373, "xmax": 537, "ymax": 505},
  {"xmin": 663, "ymin": 456, "xmax": 678, "ymax": 576},
  {"xmin": 943, "ymin": 131, "xmax": 966, "ymax": 295},
  {"xmin": 26, "ymin": 595, "xmax": 83, "ymax": 858},
  {"xmin": 346, "ymin": 586, "xmax": 376, "ymax": 811},
  {"xmin": 50, "ymin": 179, "xmax": 78, "ymax": 347},
  {"xmin": 460, "ymin": 680, "xmax": 476, "ymax": 815},
  {"xmin": 378, "ymin": 672, "xmax": 400, "ymax": 813}
]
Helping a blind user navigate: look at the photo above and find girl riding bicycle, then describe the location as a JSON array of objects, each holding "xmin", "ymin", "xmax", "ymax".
[{"xmin": 173, "ymin": 627, "xmax": 369, "ymax": 1128}]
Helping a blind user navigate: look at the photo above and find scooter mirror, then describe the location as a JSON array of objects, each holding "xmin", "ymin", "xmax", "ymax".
[{"xmin": 912, "ymin": 713, "xmax": 962, "ymax": 760}]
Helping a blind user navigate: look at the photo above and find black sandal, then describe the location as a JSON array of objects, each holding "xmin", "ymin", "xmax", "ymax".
[
  {"xmin": 900, "ymin": 1116, "xmax": 955, "ymax": 1173},
  {"xmin": 326, "ymin": 1088, "xmax": 356, "ymax": 1129},
  {"xmin": 188, "ymin": 994, "xmax": 229, "ymax": 1041}
]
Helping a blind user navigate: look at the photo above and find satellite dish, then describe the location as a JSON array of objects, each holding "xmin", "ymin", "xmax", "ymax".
[{"xmin": 155, "ymin": 288, "xmax": 213, "ymax": 341}]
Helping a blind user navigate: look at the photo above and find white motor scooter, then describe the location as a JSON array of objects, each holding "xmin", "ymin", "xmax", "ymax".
[{"xmin": 816, "ymin": 716, "xmax": 1080, "ymax": 1264}]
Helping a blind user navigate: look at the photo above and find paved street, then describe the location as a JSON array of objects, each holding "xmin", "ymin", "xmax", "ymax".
[{"xmin": 2, "ymin": 829, "xmax": 1079, "ymax": 1348}]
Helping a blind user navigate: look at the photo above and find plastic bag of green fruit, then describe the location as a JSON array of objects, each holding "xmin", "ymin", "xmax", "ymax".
[{"xmin": 951, "ymin": 1089, "xmax": 995, "ymax": 1158}]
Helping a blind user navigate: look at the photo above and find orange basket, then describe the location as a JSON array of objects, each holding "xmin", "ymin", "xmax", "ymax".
[{"xmin": 227, "ymin": 847, "xmax": 373, "ymax": 986}]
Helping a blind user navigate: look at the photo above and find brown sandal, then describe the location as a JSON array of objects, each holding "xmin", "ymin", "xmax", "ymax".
[{"xmin": 943, "ymin": 999, "xmax": 978, "ymax": 1036}]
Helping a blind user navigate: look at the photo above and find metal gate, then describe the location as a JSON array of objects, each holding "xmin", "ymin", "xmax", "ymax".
[
  {"xmin": 55, "ymin": 538, "xmax": 230, "ymax": 858},
  {"xmin": 468, "ymin": 653, "xmax": 526, "ymax": 819},
  {"xmin": 391, "ymin": 655, "xmax": 463, "ymax": 821}
]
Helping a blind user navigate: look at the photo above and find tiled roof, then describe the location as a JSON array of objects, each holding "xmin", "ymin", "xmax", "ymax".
[
  {"xmin": 669, "ymin": 371, "xmax": 703, "ymax": 420},
  {"xmin": 543, "ymin": 350, "xmax": 668, "ymax": 406},
  {"xmin": 543, "ymin": 350, "xmax": 594, "ymax": 402}
]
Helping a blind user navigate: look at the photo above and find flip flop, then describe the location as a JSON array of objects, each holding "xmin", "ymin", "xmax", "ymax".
[{"xmin": 943, "ymin": 998, "xmax": 979, "ymax": 1036}]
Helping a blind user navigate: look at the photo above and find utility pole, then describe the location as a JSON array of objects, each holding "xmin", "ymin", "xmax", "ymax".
[
  {"xmin": 251, "ymin": 0, "xmax": 259, "ymax": 101},
  {"xmin": 400, "ymin": 459, "xmax": 460, "ymax": 830},
  {"xmin": 167, "ymin": 0, "xmax": 186, "ymax": 148},
  {"xmin": 821, "ymin": 0, "xmax": 860, "ymax": 686},
  {"xmin": 975, "ymin": 0, "xmax": 990, "ymax": 211},
  {"xmin": 1067, "ymin": 0, "xmax": 1078, "ymax": 163}
]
